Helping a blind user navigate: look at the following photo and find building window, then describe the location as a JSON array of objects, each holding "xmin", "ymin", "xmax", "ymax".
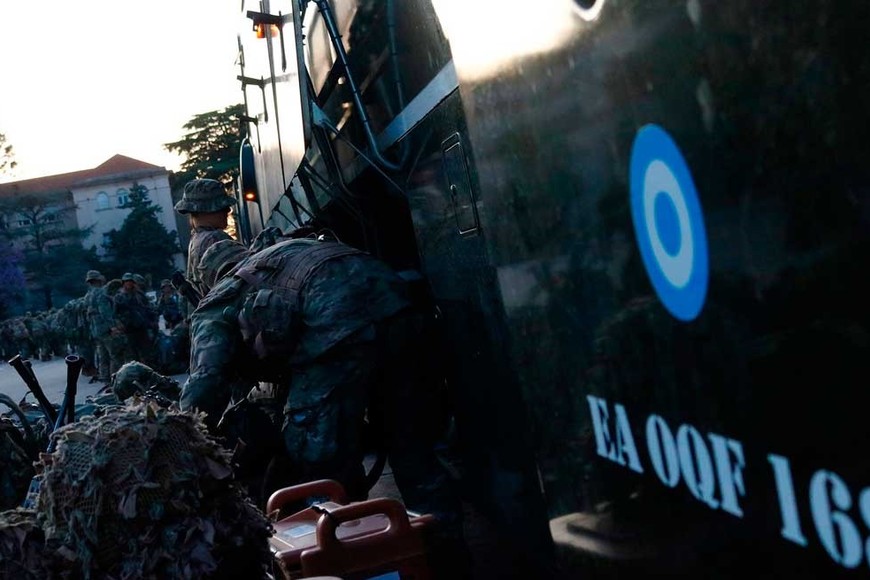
[
  {"xmin": 17, "ymin": 219, "xmax": 31, "ymax": 227},
  {"xmin": 117, "ymin": 188, "xmax": 129, "ymax": 206},
  {"xmin": 96, "ymin": 191, "xmax": 110, "ymax": 210}
]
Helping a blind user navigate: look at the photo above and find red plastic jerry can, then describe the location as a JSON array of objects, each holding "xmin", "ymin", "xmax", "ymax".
[
  {"xmin": 268, "ymin": 479, "xmax": 350, "ymax": 579},
  {"xmin": 267, "ymin": 480, "xmax": 434, "ymax": 580},
  {"xmin": 300, "ymin": 498, "xmax": 434, "ymax": 580}
]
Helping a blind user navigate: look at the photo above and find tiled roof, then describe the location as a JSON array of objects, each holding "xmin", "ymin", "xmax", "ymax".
[{"xmin": 0, "ymin": 155, "xmax": 166, "ymax": 197}]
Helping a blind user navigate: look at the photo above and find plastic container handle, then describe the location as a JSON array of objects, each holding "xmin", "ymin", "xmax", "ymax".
[
  {"xmin": 315, "ymin": 497, "xmax": 411, "ymax": 550},
  {"xmin": 266, "ymin": 479, "xmax": 348, "ymax": 514}
]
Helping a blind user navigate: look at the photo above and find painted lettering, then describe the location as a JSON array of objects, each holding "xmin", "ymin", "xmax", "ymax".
[
  {"xmin": 677, "ymin": 424, "xmax": 718, "ymax": 509},
  {"xmin": 810, "ymin": 470, "xmax": 863, "ymax": 568},
  {"xmin": 769, "ymin": 454, "xmax": 808, "ymax": 546},
  {"xmin": 585, "ymin": 396, "xmax": 642, "ymax": 473},
  {"xmin": 858, "ymin": 487, "xmax": 870, "ymax": 568},
  {"xmin": 646, "ymin": 414, "xmax": 680, "ymax": 487},
  {"xmin": 708, "ymin": 433, "xmax": 746, "ymax": 517}
]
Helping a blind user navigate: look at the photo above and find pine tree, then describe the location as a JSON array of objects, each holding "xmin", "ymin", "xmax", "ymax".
[
  {"xmin": 103, "ymin": 184, "xmax": 181, "ymax": 282},
  {"xmin": 164, "ymin": 104, "xmax": 245, "ymax": 189}
]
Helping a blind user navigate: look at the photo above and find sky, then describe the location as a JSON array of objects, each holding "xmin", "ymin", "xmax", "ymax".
[{"xmin": 0, "ymin": 1, "xmax": 243, "ymax": 182}]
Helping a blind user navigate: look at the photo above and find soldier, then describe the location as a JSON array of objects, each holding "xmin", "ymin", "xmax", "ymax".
[
  {"xmin": 113, "ymin": 273, "xmax": 156, "ymax": 366},
  {"xmin": 173, "ymin": 178, "xmax": 237, "ymax": 304},
  {"xmin": 27, "ymin": 312, "xmax": 51, "ymax": 361},
  {"xmin": 83, "ymin": 270, "xmax": 118, "ymax": 382},
  {"xmin": 18, "ymin": 313, "xmax": 36, "ymax": 359},
  {"xmin": 154, "ymin": 279, "xmax": 186, "ymax": 374},
  {"xmin": 195, "ymin": 238, "xmax": 249, "ymax": 294},
  {"xmin": 181, "ymin": 229, "xmax": 466, "ymax": 566},
  {"xmin": 156, "ymin": 279, "xmax": 183, "ymax": 330},
  {"xmin": 0, "ymin": 320, "xmax": 15, "ymax": 360},
  {"xmin": 104, "ymin": 279, "xmax": 127, "ymax": 373}
]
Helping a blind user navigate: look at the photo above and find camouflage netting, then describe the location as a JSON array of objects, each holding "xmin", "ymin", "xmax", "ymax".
[
  {"xmin": 0, "ymin": 418, "xmax": 36, "ymax": 511},
  {"xmin": 36, "ymin": 401, "xmax": 272, "ymax": 579},
  {"xmin": 0, "ymin": 508, "xmax": 59, "ymax": 579}
]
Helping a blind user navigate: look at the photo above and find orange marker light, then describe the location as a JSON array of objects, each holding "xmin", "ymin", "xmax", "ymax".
[{"xmin": 255, "ymin": 23, "xmax": 278, "ymax": 39}]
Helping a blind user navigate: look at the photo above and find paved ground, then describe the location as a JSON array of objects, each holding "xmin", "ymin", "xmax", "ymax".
[
  {"xmin": 0, "ymin": 354, "xmax": 189, "ymax": 412},
  {"xmin": 1, "ymin": 355, "xmax": 105, "ymax": 407}
]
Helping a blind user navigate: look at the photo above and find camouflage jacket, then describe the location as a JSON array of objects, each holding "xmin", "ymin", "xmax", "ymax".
[
  {"xmin": 113, "ymin": 288, "xmax": 157, "ymax": 332},
  {"xmin": 85, "ymin": 286, "xmax": 115, "ymax": 337},
  {"xmin": 181, "ymin": 239, "xmax": 411, "ymax": 423},
  {"xmin": 156, "ymin": 293, "xmax": 183, "ymax": 326}
]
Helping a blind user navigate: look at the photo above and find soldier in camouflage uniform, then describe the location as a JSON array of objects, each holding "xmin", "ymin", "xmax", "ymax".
[
  {"xmin": 113, "ymin": 273, "xmax": 157, "ymax": 366},
  {"xmin": 32, "ymin": 312, "xmax": 52, "ymax": 360},
  {"xmin": 104, "ymin": 279, "xmax": 127, "ymax": 371},
  {"xmin": 0, "ymin": 321, "xmax": 15, "ymax": 360},
  {"xmin": 83, "ymin": 270, "xmax": 118, "ymax": 381},
  {"xmin": 17, "ymin": 314, "xmax": 36, "ymax": 359},
  {"xmin": 156, "ymin": 279, "xmax": 183, "ymax": 330},
  {"xmin": 181, "ymin": 231, "xmax": 464, "ymax": 549},
  {"xmin": 174, "ymin": 178, "xmax": 237, "ymax": 309},
  {"xmin": 45, "ymin": 308, "xmax": 65, "ymax": 358}
]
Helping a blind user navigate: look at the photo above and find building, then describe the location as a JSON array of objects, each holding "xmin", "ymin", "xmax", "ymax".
[{"xmin": 0, "ymin": 154, "xmax": 184, "ymax": 266}]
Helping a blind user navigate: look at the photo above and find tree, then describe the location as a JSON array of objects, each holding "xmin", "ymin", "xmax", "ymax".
[
  {"xmin": 0, "ymin": 192, "xmax": 97, "ymax": 310},
  {"xmin": 103, "ymin": 183, "xmax": 181, "ymax": 282},
  {"xmin": 0, "ymin": 132, "xmax": 17, "ymax": 177},
  {"xmin": 164, "ymin": 104, "xmax": 246, "ymax": 189},
  {"xmin": 0, "ymin": 243, "xmax": 26, "ymax": 317}
]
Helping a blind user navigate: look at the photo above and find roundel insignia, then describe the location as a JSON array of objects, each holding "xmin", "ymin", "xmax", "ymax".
[{"xmin": 629, "ymin": 124, "xmax": 709, "ymax": 322}]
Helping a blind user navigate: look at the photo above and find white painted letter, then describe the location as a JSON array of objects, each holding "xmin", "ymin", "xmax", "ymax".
[
  {"xmin": 677, "ymin": 424, "xmax": 718, "ymax": 509},
  {"xmin": 810, "ymin": 470, "xmax": 862, "ymax": 568},
  {"xmin": 614, "ymin": 404, "xmax": 643, "ymax": 473},
  {"xmin": 708, "ymin": 433, "xmax": 746, "ymax": 517},
  {"xmin": 857, "ymin": 487, "xmax": 870, "ymax": 568},
  {"xmin": 586, "ymin": 396, "xmax": 614, "ymax": 460},
  {"xmin": 646, "ymin": 414, "xmax": 679, "ymax": 487},
  {"xmin": 769, "ymin": 454, "xmax": 808, "ymax": 546}
]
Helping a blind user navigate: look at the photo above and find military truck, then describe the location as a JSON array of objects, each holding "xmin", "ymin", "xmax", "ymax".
[{"xmin": 231, "ymin": 1, "xmax": 870, "ymax": 577}]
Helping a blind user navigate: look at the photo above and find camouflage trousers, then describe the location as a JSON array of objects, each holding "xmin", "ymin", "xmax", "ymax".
[
  {"xmin": 93, "ymin": 336, "xmax": 111, "ymax": 380},
  {"xmin": 120, "ymin": 330, "xmax": 154, "ymax": 368},
  {"xmin": 282, "ymin": 310, "xmax": 461, "ymax": 528}
]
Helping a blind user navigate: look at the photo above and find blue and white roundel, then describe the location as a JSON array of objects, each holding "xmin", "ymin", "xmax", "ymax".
[{"xmin": 629, "ymin": 124, "xmax": 708, "ymax": 321}]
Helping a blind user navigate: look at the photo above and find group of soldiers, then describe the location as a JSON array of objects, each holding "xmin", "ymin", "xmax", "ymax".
[
  {"xmin": 0, "ymin": 271, "xmax": 188, "ymax": 379},
  {"xmin": 1, "ymin": 177, "xmax": 468, "ymax": 576}
]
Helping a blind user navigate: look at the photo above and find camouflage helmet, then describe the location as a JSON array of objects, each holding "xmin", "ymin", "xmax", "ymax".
[
  {"xmin": 85, "ymin": 269, "xmax": 105, "ymax": 283},
  {"xmin": 197, "ymin": 239, "xmax": 249, "ymax": 292},
  {"xmin": 132, "ymin": 274, "xmax": 146, "ymax": 287},
  {"xmin": 111, "ymin": 361, "xmax": 180, "ymax": 402},
  {"xmin": 106, "ymin": 279, "xmax": 123, "ymax": 295},
  {"xmin": 174, "ymin": 179, "xmax": 236, "ymax": 215},
  {"xmin": 160, "ymin": 279, "xmax": 172, "ymax": 289},
  {"xmin": 121, "ymin": 272, "xmax": 135, "ymax": 282}
]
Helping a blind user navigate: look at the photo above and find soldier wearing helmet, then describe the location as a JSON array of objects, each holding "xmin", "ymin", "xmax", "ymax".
[
  {"xmin": 83, "ymin": 269, "xmax": 115, "ymax": 382},
  {"xmin": 113, "ymin": 273, "xmax": 157, "ymax": 366},
  {"xmin": 174, "ymin": 179, "xmax": 238, "ymax": 304},
  {"xmin": 196, "ymin": 238, "xmax": 249, "ymax": 295}
]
